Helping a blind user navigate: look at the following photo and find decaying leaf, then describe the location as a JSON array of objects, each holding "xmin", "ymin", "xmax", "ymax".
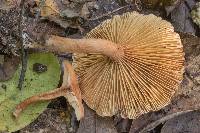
[
  {"xmin": 0, "ymin": 55, "xmax": 20, "ymax": 81},
  {"xmin": 142, "ymin": 0, "xmax": 180, "ymax": 8},
  {"xmin": 180, "ymin": 33, "xmax": 200, "ymax": 61},
  {"xmin": 191, "ymin": 2, "xmax": 200, "ymax": 27},
  {"xmin": 0, "ymin": 53, "xmax": 60, "ymax": 132},
  {"xmin": 169, "ymin": 0, "xmax": 196, "ymax": 34},
  {"xmin": 33, "ymin": 0, "xmax": 88, "ymax": 29},
  {"xmin": 161, "ymin": 111, "xmax": 200, "ymax": 133},
  {"xmin": 77, "ymin": 104, "xmax": 117, "ymax": 133},
  {"xmin": 0, "ymin": 0, "xmax": 21, "ymax": 10},
  {"xmin": 20, "ymin": 109, "xmax": 71, "ymax": 133},
  {"xmin": 35, "ymin": 0, "xmax": 60, "ymax": 17}
]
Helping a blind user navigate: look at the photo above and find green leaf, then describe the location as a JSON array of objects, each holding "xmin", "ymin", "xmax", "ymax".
[{"xmin": 0, "ymin": 53, "xmax": 60, "ymax": 132}]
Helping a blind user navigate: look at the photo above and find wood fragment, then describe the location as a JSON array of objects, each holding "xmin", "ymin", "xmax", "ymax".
[{"xmin": 17, "ymin": 0, "xmax": 28, "ymax": 90}]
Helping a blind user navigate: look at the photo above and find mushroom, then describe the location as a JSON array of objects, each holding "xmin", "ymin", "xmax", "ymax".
[
  {"xmin": 13, "ymin": 60, "xmax": 84, "ymax": 120},
  {"xmin": 14, "ymin": 11, "xmax": 184, "ymax": 119}
]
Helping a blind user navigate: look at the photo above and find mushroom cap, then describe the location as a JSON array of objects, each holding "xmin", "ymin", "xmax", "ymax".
[{"xmin": 73, "ymin": 12, "xmax": 184, "ymax": 119}]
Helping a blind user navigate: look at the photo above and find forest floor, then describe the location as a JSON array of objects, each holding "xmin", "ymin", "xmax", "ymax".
[{"xmin": 1, "ymin": 0, "xmax": 200, "ymax": 133}]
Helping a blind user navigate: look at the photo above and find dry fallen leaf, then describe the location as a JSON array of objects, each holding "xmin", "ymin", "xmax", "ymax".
[
  {"xmin": 191, "ymin": 2, "xmax": 200, "ymax": 27},
  {"xmin": 161, "ymin": 111, "xmax": 200, "ymax": 133},
  {"xmin": 0, "ymin": 0, "xmax": 21, "ymax": 10},
  {"xmin": 35, "ymin": 0, "xmax": 60, "ymax": 17},
  {"xmin": 0, "ymin": 55, "xmax": 20, "ymax": 81},
  {"xmin": 77, "ymin": 104, "xmax": 117, "ymax": 133},
  {"xmin": 33, "ymin": 0, "xmax": 87, "ymax": 30}
]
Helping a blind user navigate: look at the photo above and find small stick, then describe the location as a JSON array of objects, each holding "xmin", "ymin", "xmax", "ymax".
[
  {"xmin": 88, "ymin": 5, "xmax": 131, "ymax": 21},
  {"xmin": 17, "ymin": 0, "xmax": 28, "ymax": 90},
  {"xmin": 17, "ymin": 50, "xmax": 28, "ymax": 89}
]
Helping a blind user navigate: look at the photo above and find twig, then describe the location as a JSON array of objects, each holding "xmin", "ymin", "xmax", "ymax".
[
  {"xmin": 88, "ymin": 5, "xmax": 131, "ymax": 21},
  {"xmin": 17, "ymin": 0, "xmax": 28, "ymax": 90},
  {"xmin": 139, "ymin": 110, "xmax": 194, "ymax": 133}
]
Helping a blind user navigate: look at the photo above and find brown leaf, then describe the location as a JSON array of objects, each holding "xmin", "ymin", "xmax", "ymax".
[
  {"xmin": 20, "ymin": 109, "xmax": 70, "ymax": 133},
  {"xmin": 0, "ymin": 55, "xmax": 19, "ymax": 81},
  {"xmin": 35, "ymin": 0, "xmax": 60, "ymax": 17},
  {"xmin": 77, "ymin": 104, "xmax": 117, "ymax": 133},
  {"xmin": 33, "ymin": 0, "xmax": 87, "ymax": 29},
  {"xmin": 180, "ymin": 33, "xmax": 200, "ymax": 61},
  {"xmin": 0, "ymin": 0, "xmax": 21, "ymax": 10},
  {"xmin": 114, "ymin": 117, "xmax": 132, "ymax": 133},
  {"xmin": 161, "ymin": 111, "xmax": 200, "ymax": 133},
  {"xmin": 169, "ymin": 1, "xmax": 196, "ymax": 34}
]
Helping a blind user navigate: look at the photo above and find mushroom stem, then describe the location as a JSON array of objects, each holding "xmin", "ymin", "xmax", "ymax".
[
  {"xmin": 45, "ymin": 35, "xmax": 124, "ymax": 61},
  {"xmin": 13, "ymin": 87, "xmax": 68, "ymax": 118},
  {"xmin": 13, "ymin": 60, "xmax": 84, "ymax": 120}
]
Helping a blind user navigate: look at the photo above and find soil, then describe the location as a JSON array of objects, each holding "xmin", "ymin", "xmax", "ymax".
[{"xmin": 0, "ymin": 0, "xmax": 200, "ymax": 133}]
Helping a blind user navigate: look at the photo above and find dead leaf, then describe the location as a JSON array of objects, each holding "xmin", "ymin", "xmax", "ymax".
[
  {"xmin": 35, "ymin": 0, "xmax": 60, "ymax": 17},
  {"xmin": 0, "ymin": 0, "xmax": 21, "ymax": 10},
  {"xmin": 161, "ymin": 111, "xmax": 200, "ymax": 133},
  {"xmin": 80, "ymin": 3, "xmax": 90, "ymax": 18},
  {"xmin": 77, "ymin": 104, "xmax": 117, "ymax": 133},
  {"xmin": 20, "ymin": 109, "xmax": 71, "ymax": 133},
  {"xmin": 33, "ymin": 0, "xmax": 87, "ymax": 29},
  {"xmin": 180, "ymin": 33, "xmax": 200, "ymax": 61},
  {"xmin": 0, "ymin": 55, "xmax": 20, "ymax": 81},
  {"xmin": 191, "ymin": 2, "xmax": 200, "ymax": 27},
  {"xmin": 169, "ymin": 1, "xmax": 196, "ymax": 34},
  {"xmin": 114, "ymin": 117, "xmax": 132, "ymax": 133}
]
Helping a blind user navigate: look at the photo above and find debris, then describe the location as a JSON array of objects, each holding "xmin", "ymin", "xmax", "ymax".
[
  {"xmin": 33, "ymin": 0, "xmax": 89, "ymax": 29},
  {"xmin": 191, "ymin": 2, "xmax": 200, "ymax": 27},
  {"xmin": 0, "ymin": 55, "xmax": 20, "ymax": 81},
  {"xmin": 88, "ymin": 5, "xmax": 131, "ymax": 21},
  {"xmin": 0, "ymin": 8, "xmax": 20, "ymax": 55},
  {"xmin": 142, "ymin": 0, "xmax": 180, "ymax": 8},
  {"xmin": 161, "ymin": 111, "xmax": 200, "ymax": 133},
  {"xmin": 0, "ymin": 0, "xmax": 21, "ymax": 10},
  {"xmin": 77, "ymin": 104, "xmax": 117, "ymax": 133},
  {"xmin": 169, "ymin": 0, "xmax": 196, "ymax": 34},
  {"xmin": 114, "ymin": 116, "xmax": 132, "ymax": 132},
  {"xmin": 20, "ymin": 109, "xmax": 70, "ymax": 133},
  {"xmin": 35, "ymin": 0, "xmax": 60, "ymax": 17},
  {"xmin": 32, "ymin": 63, "xmax": 48, "ymax": 73},
  {"xmin": 180, "ymin": 33, "xmax": 200, "ymax": 61}
]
